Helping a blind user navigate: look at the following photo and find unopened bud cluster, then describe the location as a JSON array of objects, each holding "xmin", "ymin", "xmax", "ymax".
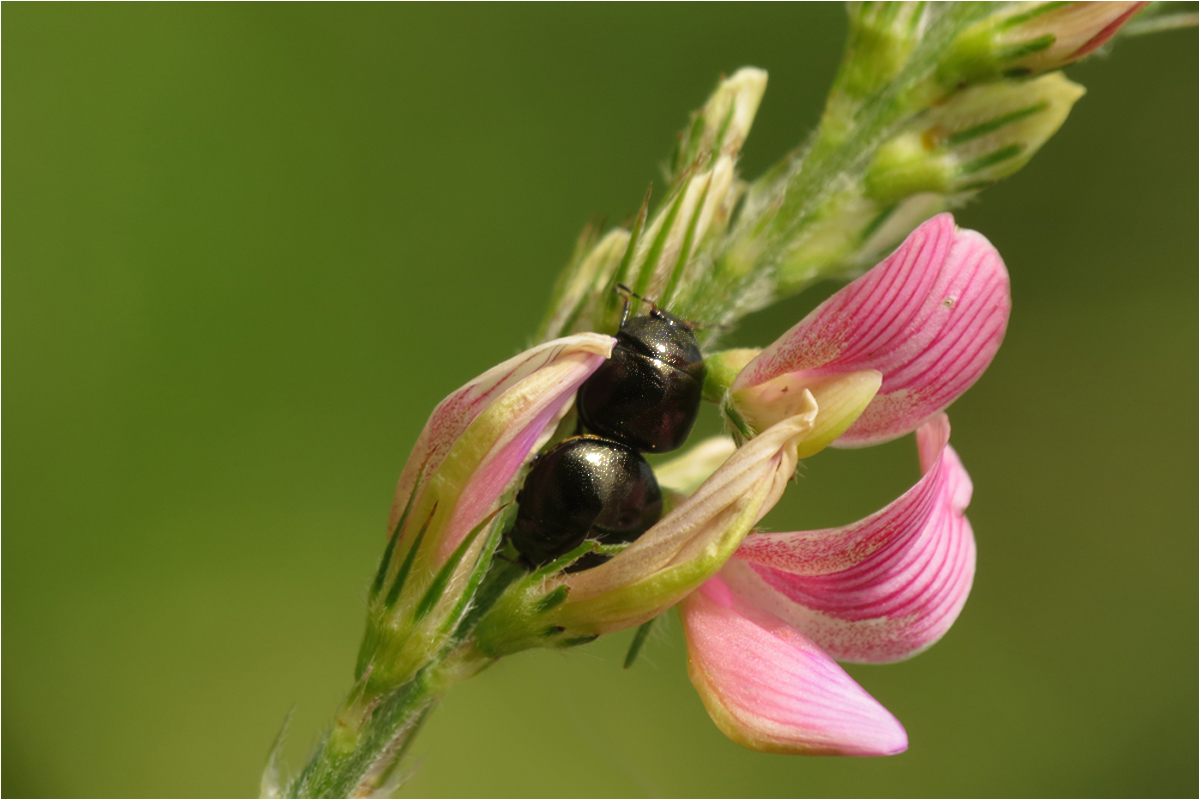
[{"xmin": 710, "ymin": 2, "xmax": 1147, "ymax": 320}]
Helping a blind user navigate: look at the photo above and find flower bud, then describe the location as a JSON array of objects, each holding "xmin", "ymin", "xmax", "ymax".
[
  {"xmin": 538, "ymin": 227, "xmax": 631, "ymax": 341},
  {"xmin": 865, "ymin": 73, "xmax": 1085, "ymax": 202},
  {"xmin": 818, "ymin": 3, "xmax": 930, "ymax": 152},
  {"xmin": 938, "ymin": 2, "xmax": 1148, "ymax": 86},
  {"xmin": 359, "ymin": 334, "xmax": 615, "ymax": 689},
  {"xmin": 601, "ymin": 70, "xmax": 766, "ymax": 327},
  {"xmin": 540, "ymin": 71, "xmax": 766, "ymax": 340},
  {"xmin": 633, "ymin": 156, "xmax": 737, "ymax": 306},
  {"xmin": 668, "ymin": 68, "xmax": 768, "ymax": 182}
]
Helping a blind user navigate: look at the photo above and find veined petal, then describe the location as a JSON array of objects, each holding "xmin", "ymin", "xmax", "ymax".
[
  {"xmin": 679, "ymin": 574, "xmax": 907, "ymax": 756},
  {"xmin": 732, "ymin": 369, "xmax": 882, "ymax": 457},
  {"xmin": 654, "ymin": 436, "xmax": 738, "ymax": 495},
  {"xmin": 731, "ymin": 213, "xmax": 1010, "ymax": 447},
  {"xmin": 731, "ymin": 414, "xmax": 975, "ymax": 663},
  {"xmin": 999, "ymin": 2, "xmax": 1149, "ymax": 70},
  {"xmin": 387, "ymin": 334, "xmax": 615, "ymax": 554}
]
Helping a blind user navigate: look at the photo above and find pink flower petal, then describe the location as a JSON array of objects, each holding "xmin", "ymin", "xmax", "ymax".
[
  {"xmin": 732, "ymin": 214, "xmax": 1010, "ymax": 446},
  {"xmin": 432, "ymin": 370, "xmax": 594, "ymax": 563},
  {"xmin": 679, "ymin": 574, "xmax": 907, "ymax": 756},
  {"xmin": 387, "ymin": 334, "xmax": 614, "ymax": 551},
  {"xmin": 732, "ymin": 414, "xmax": 975, "ymax": 663}
]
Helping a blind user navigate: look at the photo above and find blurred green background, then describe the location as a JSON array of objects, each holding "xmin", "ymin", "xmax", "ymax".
[{"xmin": 4, "ymin": 5, "xmax": 1195, "ymax": 797}]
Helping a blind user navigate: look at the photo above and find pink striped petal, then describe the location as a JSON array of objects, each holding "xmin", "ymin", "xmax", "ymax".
[
  {"xmin": 431, "ymin": 363, "xmax": 599, "ymax": 563},
  {"xmin": 732, "ymin": 213, "xmax": 1010, "ymax": 447},
  {"xmin": 731, "ymin": 414, "xmax": 975, "ymax": 663},
  {"xmin": 999, "ymin": 2, "xmax": 1149, "ymax": 69},
  {"xmin": 680, "ymin": 574, "xmax": 907, "ymax": 756},
  {"xmin": 387, "ymin": 334, "xmax": 614, "ymax": 553}
]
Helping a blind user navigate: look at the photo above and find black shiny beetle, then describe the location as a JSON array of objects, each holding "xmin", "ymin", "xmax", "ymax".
[
  {"xmin": 508, "ymin": 435, "xmax": 663, "ymax": 570},
  {"xmin": 576, "ymin": 304, "xmax": 706, "ymax": 453},
  {"xmin": 508, "ymin": 287, "xmax": 706, "ymax": 569}
]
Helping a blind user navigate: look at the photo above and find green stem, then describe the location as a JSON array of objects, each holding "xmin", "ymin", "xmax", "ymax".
[
  {"xmin": 285, "ymin": 640, "xmax": 491, "ymax": 799},
  {"xmin": 287, "ymin": 670, "xmax": 438, "ymax": 798},
  {"xmin": 281, "ymin": 547, "xmax": 522, "ymax": 798}
]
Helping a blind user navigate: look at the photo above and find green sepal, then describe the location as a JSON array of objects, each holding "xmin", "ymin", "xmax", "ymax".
[
  {"xmin": 660, "ymin": 175, "xmax": 714, "ymax": 309},
  {"xmin": 601, "ymin": 187, "xmax": 652, "ymax": 331},
  {"xmin": 623, "ymin": 617, "xmax": 657, "ymax": 670},
  {"xmin": 437, "ymin": 507, "xmax": 510, "ymax": 636},
  {"xmin": 413, "ymin": 508, "xmax": 502, "ymax": 622},
  {"xmin": 534, "ymin": 586, "xmax": 570, "ymax": 613},
  {"xmin": 632, "ymin": 182, "xmax": 690, "ymax": 299},
  {"xmin": 529, "ymin": 540, "xmax": 598, "ymax": 580},
  {"xmin": 384, "ymin": 506, "xmax": 435, "ymax": 609}
]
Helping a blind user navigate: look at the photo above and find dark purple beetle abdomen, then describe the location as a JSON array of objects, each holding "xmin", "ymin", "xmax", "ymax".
[
  {"xmin": 508, "ymin": 306, "xmax": 703, "ymax": 569},
  {"xmin": 509, "ymin": 436, "xmax": 662, "ymax": 567}
]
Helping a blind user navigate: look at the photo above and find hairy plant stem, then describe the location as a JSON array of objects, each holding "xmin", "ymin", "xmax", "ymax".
[{"xmin": 285, "ymin": 643, "xmax": 488, "ymax": 799}]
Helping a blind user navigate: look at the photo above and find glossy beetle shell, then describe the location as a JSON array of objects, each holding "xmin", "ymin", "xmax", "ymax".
[
  {"xmin": 576, "ymin": 309, "xmax": 706, "ymax": 453},
  {"xmin": 509, "ymin": 435, "xmax": 663, "ymax": 567}
]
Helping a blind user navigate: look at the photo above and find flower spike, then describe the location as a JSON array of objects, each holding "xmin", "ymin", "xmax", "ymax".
[{"xmin": 271, "ymin": 5, "xmax": 1194, "ymax": 789}]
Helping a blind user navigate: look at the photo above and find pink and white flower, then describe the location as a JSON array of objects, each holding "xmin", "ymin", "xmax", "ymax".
[
  {"xmin": 727, "ymin": 211, "xmax": 1010, "ymax": 448},
  {"xmin": 679, "ymin": 213, "xmax": 1009, "ymax": 756}
]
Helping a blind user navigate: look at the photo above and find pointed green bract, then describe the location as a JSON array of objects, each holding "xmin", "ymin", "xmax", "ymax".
[
  {"xmin": 529, "ymin": 540, "xmax": 598, "ymax": 580},
  {"xmin": 624, "ymin": 618, "xmax": 658, "ymax": 669},
  {"xmin": 437, "ymin": 510, "xmax": 509, "ymax": 637},
  {"xmin": 384, "ymin": 508, "xmax": 434, "ymax": 609},
  {"xmin": 414, "ymin": 510, "xmax": 498, "ymax": 623}
]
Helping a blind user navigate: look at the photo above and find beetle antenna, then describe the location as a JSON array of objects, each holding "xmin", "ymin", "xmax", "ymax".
[{"xmin": 614, "ymin": 283, "xmax": 658, "ymax": 322}]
